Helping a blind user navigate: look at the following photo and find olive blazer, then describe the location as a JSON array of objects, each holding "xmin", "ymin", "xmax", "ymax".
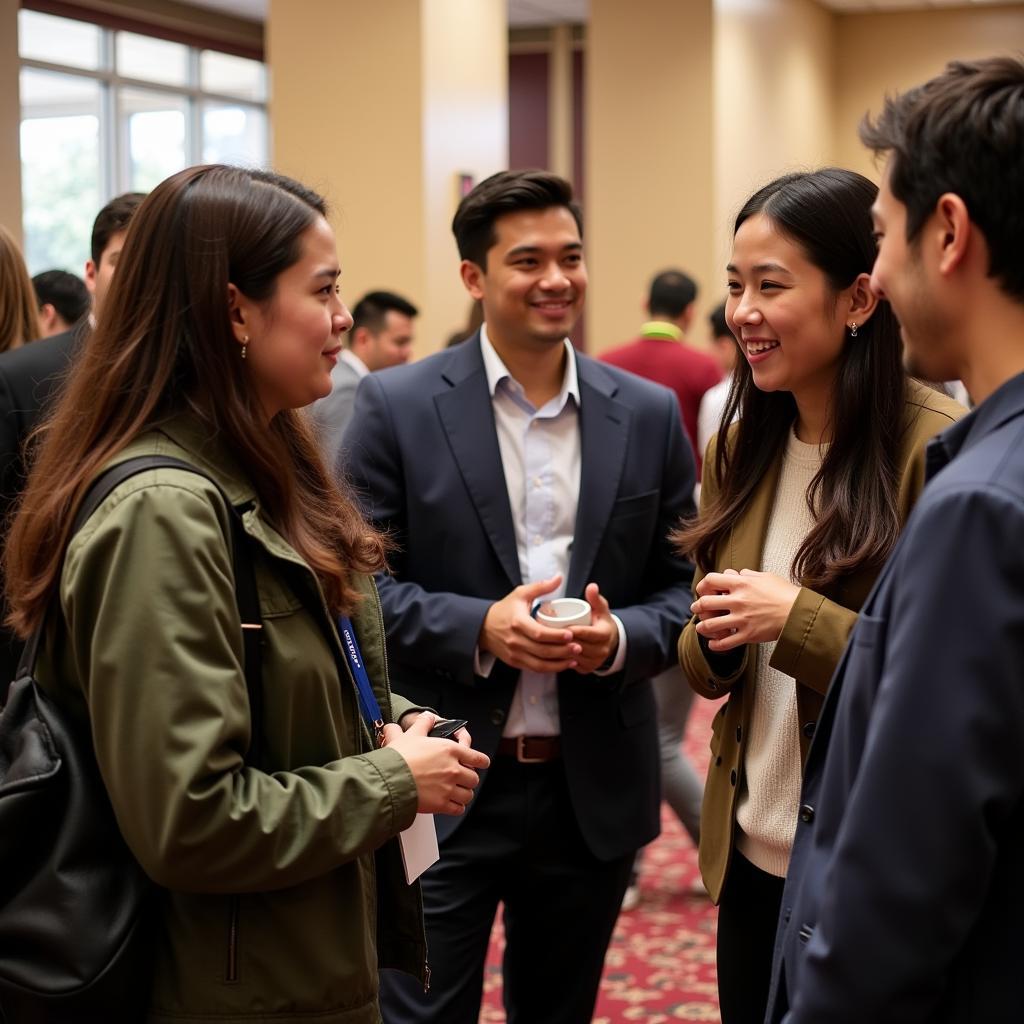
[{"xmin": 679, "ymin": 379, "xmax": 964, "ymax": 904}]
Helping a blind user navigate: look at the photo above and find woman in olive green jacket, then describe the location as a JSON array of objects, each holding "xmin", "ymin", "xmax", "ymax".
[
  {"xmin": 674, "ymin": 169, "xmax": 964, "ymax": 1024},
  {"xmin": 5, "ymin": 166, "xmax": 489, "ymax": 1024}
]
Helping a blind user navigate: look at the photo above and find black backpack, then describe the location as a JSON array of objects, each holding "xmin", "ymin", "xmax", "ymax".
[{"xmin": 0, "ymin": 456, "xmax": 263, "ymax": 1023}]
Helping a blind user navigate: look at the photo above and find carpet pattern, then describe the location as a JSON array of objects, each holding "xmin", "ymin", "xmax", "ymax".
[{"xmin": 480, "ymin": 696, "xmax": 723, "ymax": 1023}]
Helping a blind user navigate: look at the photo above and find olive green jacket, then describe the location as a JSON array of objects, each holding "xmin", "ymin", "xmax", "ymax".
[
  {"xmin": 39, "ymin": 416, "xmax": 427, "ymax": 1023},
  {"xmin": 679, "ymin": 381, "xmax": 964, "ymax": 904}
]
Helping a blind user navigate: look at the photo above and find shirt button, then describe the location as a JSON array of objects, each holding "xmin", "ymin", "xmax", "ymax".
[
  {"xmin": 529, "ymin": 695, "xmax": 538, "ymax": 705},
  {"xmin": 490, "ymin": 708, "xmax": 506, "ymax": 726},
  {"xmin": 800, "ymin": 804, "xmax": 815, "ymax": 823},
  {"xmin": 802, "ymin": 721, "xmax": 816, "ymax": 739},
  {"xmin": 533, "ymin": 536, "xmax": 542, "ymax": 546},
  {"xmin": 533, "ymin": 476, "xmax": 543, "ymax": 488}
]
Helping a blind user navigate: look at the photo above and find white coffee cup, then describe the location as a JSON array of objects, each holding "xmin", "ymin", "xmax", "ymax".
[{"xmin": 535, "ymin": 597, "xmax": 592, "ymax": 627}]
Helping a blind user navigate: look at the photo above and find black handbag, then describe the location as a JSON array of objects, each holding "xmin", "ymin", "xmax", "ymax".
[{"xmin": 0, "ymin": 455, "xmax": 264, "ymax": 1024}]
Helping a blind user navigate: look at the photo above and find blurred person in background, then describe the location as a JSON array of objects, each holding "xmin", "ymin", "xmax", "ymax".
[
  {"xmin": 697, "ymin": 300, "xmax": 739, "ymax": 459},
  {"xmin": 601, "ymin": 268, "xmax": 721, "ymax": 473},
  {"xmin": 32, "ymin": 269, "xmax": 90, "ymax": 338},
  {"xmin": 310, "ymin": 289, "xmax": 417, "ymax": 468},
  {"xmin": 0, "ymin": 225, "xmax": 40, "ymax": 354},
  {"xmin": 0, "ymin": 192, "xmax": 145, "ymax": 687}
]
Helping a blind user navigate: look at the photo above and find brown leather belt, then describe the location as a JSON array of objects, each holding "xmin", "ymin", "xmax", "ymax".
[{"xmin": 496, "ymin": 736, "xmax": 561, "ymax": 763}]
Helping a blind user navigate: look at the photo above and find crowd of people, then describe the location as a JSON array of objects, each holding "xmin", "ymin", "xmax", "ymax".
[{"xmin": 0, "ymin": 54, "xmax": 1021, "ymax": 1024}]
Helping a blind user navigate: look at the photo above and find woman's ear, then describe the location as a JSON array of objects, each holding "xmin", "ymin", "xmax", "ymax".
[
  {"xmin": 227, "ymin": 282, "xmax": 251, "ymax": 344},
  {"xmin": 846, "ymin": 272, "xmax": 880, "ymax": 331}
]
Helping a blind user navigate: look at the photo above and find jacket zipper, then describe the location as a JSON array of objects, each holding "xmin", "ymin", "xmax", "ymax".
[{"xmin": 226, "ymin": 895, "xmax": 240, "ymax": 982}]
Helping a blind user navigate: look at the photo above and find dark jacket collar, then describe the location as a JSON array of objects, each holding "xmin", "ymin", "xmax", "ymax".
[{"xmin": 927, "ymin": 370, "xmax": 1024, "ymax": 480}]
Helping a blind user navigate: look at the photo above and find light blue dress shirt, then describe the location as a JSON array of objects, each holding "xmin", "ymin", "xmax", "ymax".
[{"xmin": 476, "ymin": 326, "xmax": 627, "ymax": 737}]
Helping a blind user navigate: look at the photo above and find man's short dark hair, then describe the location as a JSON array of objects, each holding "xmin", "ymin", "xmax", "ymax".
[
  {"xmin": 90, "ymin": 192, "xmax": 146, "ymax": 266},
  {"xmin": 350, "ymin": 290, "xmax": 419, "ymax": 336},
  {"xmin": 452, "ymin": 170, "xmax": 583, "ymax": 268},
  {"xmin": 708, "ymin": 301, "xmax": 729, "ymax": 340},
  {"xmin": 32, "ymin": 270, "xmax": 90, "ymax": 326},
  {"xmin": 648, "ymin": 269, "xmax": 698, "ymax": 320},
  {"xmin": 860, "ymin": 56, "xmax": 1024, "ymax": 302}
]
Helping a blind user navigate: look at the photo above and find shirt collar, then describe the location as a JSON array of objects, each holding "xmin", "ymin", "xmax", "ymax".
[
  {"xmin": 641, "ymin": 320, "xmax": 683, "ymax": 342},
  {"xmin": 341, "ymin": 348, "xmax": 370, "ymax": 378},
  {"xmin": 926, "ymin": 369, "xmax": 1024, "ymax": 480},
  {"xmin": 479, "ymin": 323, "xmax": 580, "ymax": 408}
]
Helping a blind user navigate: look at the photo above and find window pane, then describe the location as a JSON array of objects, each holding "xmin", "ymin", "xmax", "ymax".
[
  {"xmin": 121, "ymin": 88, "xmax": 187, "ymax": 192},
  {"xmin": 202, "ymin": 103, "xmax": 268, "ymax": 167},
  {"xmin": 116, "ymin": 32, "xmax": 188, "ymax": 87},
  {"xmin": 20, "ymin": 69, "xmax": 101, "ymax": 275},
  {"xmin": 18, "ymin": 10, "xmax": 102, "ymax": 72},
  {"xmin": 200, "ymin": 50, "xmax": 266, "ymax": 102}
]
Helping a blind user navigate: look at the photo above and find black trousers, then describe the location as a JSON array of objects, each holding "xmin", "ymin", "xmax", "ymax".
[
  {"xmin": 716, "ymin": 850, "xmax": 786, "ymax": 1024},
  {"xmin": 379, "ymin": 754, "xmax": 634, "ymax": 1024}
]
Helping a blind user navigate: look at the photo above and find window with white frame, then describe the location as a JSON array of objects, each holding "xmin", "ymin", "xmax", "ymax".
[{"xmin": 18, "ymin": 8, "xmax": 268, "ymax": 276}]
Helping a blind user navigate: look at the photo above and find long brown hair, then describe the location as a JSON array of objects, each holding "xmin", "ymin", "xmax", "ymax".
[
  {"xmin": 0, "ymin": 224, "xmax": 40, "ymax": 352},
  {"xmin": 673, "ymin": 169, "xmax": 906, "ymax": 590},
  {"xmin": 6, "ymin": 165, "xmax": 386, "ymax": 637}
]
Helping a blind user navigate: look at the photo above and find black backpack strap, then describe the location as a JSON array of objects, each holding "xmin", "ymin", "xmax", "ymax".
[{"xmin": 15, "ymin": 455, "xmax": 264, "ymax": 763}]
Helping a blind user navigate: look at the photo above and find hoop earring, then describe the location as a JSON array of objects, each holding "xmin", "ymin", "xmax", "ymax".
[
  {"xmin": 849, "ymin": 322, "xmax": 858, "ymax": 338},
  {"xmin": 241, "ymin": 335, "xmax": 249, "ymax": 360}
]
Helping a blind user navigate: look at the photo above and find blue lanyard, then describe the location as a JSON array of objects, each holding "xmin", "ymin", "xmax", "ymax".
[{"xmin": 338, "ymin": 616, "xmax": 384, "ymax": 746}]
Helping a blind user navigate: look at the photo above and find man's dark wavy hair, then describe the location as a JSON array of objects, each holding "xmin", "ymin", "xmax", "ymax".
[
  {"xmin": 452, "ymin": 170, "xmax": 582, "ymax": 268},
  {"xmin": 860, "ymin": 55, "xmax": 1024, "ymax": 302}
]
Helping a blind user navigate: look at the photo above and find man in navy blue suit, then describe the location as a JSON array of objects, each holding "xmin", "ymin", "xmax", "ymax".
[
  {"xmin": 767, "ymin": 56, "xmax": 1024, "ymax": 1023},
  {"xmin": 344, "ymin": 170, "xmax": 695, "ymax": 1024}
]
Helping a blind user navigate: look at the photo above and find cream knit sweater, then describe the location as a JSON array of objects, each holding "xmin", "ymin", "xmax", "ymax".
[{"xmin": 735, "ymin": 430, "xmax": 824, "ymax": 878}]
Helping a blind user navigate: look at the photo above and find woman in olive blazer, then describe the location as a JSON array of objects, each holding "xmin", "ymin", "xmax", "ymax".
[
  {"xmin": 674, "ymin": 169, "xmax": 964, "ymax": 1024},
  {"xmin": 681, "ymin": 380, "xmax": 962, "ymax": 898}
]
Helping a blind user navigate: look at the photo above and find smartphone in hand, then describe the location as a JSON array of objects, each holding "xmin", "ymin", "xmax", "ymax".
[{"xmin": 428, "ymin": 717, "xmax": 468, "ymax": 740}]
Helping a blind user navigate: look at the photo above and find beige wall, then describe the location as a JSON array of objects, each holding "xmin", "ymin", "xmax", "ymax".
[
  {"xmin": 420, "ymin": 0, "xmax": 508, "ymax": 353},
  {"xmin": 836, "ymin": 5, "xmax": 1024, "ymax": 180},
  {"xmin": 269, "ymin": 0, "xmax": 507, "ymax": 357},
  {"xmin": 713, "ymin": 0, "xmax": 836, "ymax": 297},
  {"xmin": 586, "ymin": 0, "xmax": 714, "ymax": 353},
  {"xmin": 0, "ymin": 0, "xmax": 23, "ymax": 244}
]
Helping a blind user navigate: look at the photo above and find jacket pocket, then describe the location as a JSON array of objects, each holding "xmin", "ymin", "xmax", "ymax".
[{"xmin": 609, "ymin": 488, "xmax": 659, "ymax": 521}]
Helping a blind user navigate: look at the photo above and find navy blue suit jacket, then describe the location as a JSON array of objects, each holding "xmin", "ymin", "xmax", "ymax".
[
  {"xmin": 768, "ymin": 370, "xmax": 1024, "ymax": 1023},
  {"xmin": 343, "ymin": 334, "xmax": 696, "ymax": 859}
]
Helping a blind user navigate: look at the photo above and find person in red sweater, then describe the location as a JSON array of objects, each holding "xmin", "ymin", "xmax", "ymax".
[{"xmin": 601, "ymin": 269, "xmax": 722, "ymax": 472}]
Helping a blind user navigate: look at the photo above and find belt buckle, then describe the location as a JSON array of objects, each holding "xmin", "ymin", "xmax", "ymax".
[{"xmin": 516, "ymin": 736, "xmax": 546, "ymax": 764}]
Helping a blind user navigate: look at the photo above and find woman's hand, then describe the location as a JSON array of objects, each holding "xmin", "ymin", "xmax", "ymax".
[
  {"xmin": 382, "ymin": 713, "xmax": 490, "ymax": 816},
  {"xmin": 690, "ymin": 568, "xmax": 801, "ymax": 652}
]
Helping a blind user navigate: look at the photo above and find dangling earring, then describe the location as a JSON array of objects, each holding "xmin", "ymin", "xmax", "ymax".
[
  {"xmin": 240, "ymin": 335, "xmax": 249, "ymax": 360},
  {"xmin": 849, "ymin": 322, "xmax": 858, "ymax": 338}
]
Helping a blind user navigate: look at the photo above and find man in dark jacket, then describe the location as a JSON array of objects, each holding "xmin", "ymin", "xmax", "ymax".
[
  {"xmin": 767, "ymin": 56, "xmax": 1024, "ymax": 1023},
  {"xmin": 0, "ymin": 192, "xmax": 143, "ymax": 683},
  {"xmin": 346, "ymin": 170, "xmax": 695, "ymax": 1024}
]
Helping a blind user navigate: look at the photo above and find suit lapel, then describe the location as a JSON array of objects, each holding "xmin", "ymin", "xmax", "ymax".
[
  {"xmin": 566, "ymin": 358, "xmax": 629, "ymax": 598},
  {"xmin": 434, "ymin": 335, "xmax": 522, "ymax": 588}
]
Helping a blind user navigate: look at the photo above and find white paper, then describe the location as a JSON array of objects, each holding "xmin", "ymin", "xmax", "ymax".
[{"xmin": 398, "ymin": 813, "xmax": 439, "ymax": 883}]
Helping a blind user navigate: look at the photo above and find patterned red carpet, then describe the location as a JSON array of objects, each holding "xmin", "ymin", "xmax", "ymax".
[{"xmin": 480, "ymin": 697, "xmax": 723, "ymax": 1023}]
